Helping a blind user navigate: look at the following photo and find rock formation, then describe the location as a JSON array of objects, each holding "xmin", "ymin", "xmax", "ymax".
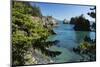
[{"xmin": 63, "ymin": 19, "xmax": 69, "ymax": 24}]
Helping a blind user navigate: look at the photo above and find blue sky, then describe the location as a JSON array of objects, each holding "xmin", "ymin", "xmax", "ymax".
[{"xmin": 30, "ymin": 2, "xmax": 95, "ymax": 21}]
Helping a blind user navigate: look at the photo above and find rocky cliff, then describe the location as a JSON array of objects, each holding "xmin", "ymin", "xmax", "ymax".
[
  {"xmin": 42, "ymin": 16, "xmax": 58, "ymax": 28},
  {"xmin": 32, "ymin": 16, "xmax": 58, "ymax": 34}
]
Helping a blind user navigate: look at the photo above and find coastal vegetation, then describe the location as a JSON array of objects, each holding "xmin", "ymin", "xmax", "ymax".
[
  {"xmin": 72, "ymin": 7, "xmax": 96, "ymax": 61},
  {"xmin": 88, "ymin": 7, "xmax": 96, "ymax": 31},
  {"xmin": 12, "ymin": 1, "xmax": 61, "ymax": 65},
  {"xmin": 12, "ymin": 1, "xmax": 96, "ymax": 66},
  {"xmin": 73, "ymin": 40, "xmax": 96, "ymax": 61}
]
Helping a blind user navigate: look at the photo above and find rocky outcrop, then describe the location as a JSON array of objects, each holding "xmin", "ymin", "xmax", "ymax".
[
  {"xmin": 32, "ymin": 16, "xmax": 58, "ymax": 27},
  {"xmin": 63, "ymin": 19, "xmax": 69, "ymax": 24},
  {"xmin": 42, "ymin": 16, "xmax": 58, "ymax": 27},
  {"xmin": 31, "ymin": 16, "xmax": 57, "ymax": 34},
  {"xmin": 24, "ymin": 46, "xmax": 54, "ymax": 65}
]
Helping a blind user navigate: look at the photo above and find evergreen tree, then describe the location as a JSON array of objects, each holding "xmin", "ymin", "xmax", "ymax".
[
  {"xmin": 87, "ymin": 6, "xmax": 96, "ymax": 31},
  {"xmin": 12, "ymin": 1, "xmax": 61, "ymax": 65},
  {"xmin": 87, "ymin": 7, "xmax": 96, "ymax": 18}
]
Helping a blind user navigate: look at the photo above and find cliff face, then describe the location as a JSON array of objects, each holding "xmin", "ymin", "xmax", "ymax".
[
  {"xmin": 32, "ymin": 16, "xmax": 58, "ymax": 27},
  {"xmin": 42, "ymin": 16, "xmax": 58, "ymax": 28}
]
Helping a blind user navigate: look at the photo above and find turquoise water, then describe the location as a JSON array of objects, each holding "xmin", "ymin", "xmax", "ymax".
[{"xmin": 47, "ymin": 22, "xmax": 96, "ymax": 63}]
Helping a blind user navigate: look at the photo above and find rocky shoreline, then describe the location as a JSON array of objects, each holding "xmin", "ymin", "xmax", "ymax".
[{"xmin": 32, "ymin": 49, "xmax": 54, "ymax": 64}]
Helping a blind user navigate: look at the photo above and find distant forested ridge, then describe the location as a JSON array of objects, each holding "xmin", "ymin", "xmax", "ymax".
[{"xmin": 12, "ymin": 1, "xmax": 61, "ymax": 65}]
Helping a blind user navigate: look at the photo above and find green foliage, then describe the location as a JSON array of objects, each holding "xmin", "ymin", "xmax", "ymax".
[
  {"xmin": 13, "ymin": 1, "xmax": 42, "ymax": 17},
  {"xmin": 79, "ymin": 42, "xmax": 90, "ymax": 50},
  {"xmin": 12, "ymin": 2, "xmax": 32, "ymax": 15},
  {"xmin": 12, "ymin": 30, "xmax": 32, "ymax": 65},
  {"xmin": 87, "ymin": 7, "xmax": 96, "ymax": 31},
  {"xmin": 12, "ymin": 1, "xmax": 61, "ymax": 65},
  {"xmin": 87, "ymin": 7, "xmax": 96, "ymax": 18},
  {"xmin": 73, "ymin": 42, "xmax": 96, "ymax": 61},
  {"xmin": 31, "ymin": 5, "xmax": 42, "ymax": 17},
  {"xmin": 12, "ymin": 1, "xmax": 48, "ymax": 65}
]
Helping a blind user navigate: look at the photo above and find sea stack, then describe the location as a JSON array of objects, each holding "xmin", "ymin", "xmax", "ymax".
[{"xmin": 63, "ymin": 19, "xmax": 68, "ymax": 24}]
